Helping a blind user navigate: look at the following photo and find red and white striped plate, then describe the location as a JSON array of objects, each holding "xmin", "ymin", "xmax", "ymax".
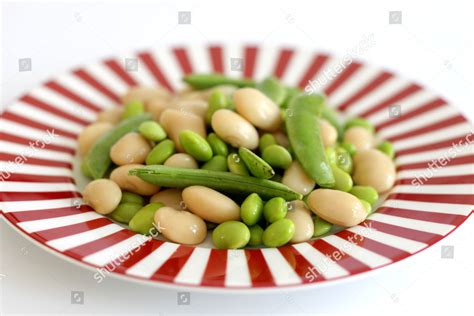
[{"xmin": 1, "ymin": 44, "xmax": 473, "ymax": 291}]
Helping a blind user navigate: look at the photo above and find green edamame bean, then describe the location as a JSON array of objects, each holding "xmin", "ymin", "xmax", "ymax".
[
  {"xmin": 257, "ymin": 77, "xmax": 287, "ymax": 106},
  {"xmin": 207, "ymin": 133, "xmax": 228, "ymax": 157},
  {"xmin": 248, "ymin": 225, "xmax": 264, "ymax": 246},
  {"xmin": 349, "ymin": 185, "xmax": 379, "ymax": 205},
  {"xmin": 313, "ymin": 216, "xmax": 332, "ymax": 237},
  {"xmin": 123, "ymin": 100, "xmax": 144, "ymax": 119},
  {"xmin": 240, "ymin": 193, "xmax": 264, "ymax": 226},
  {"xmin": 286, "ymin": 94, "xmax": 335, "ymax": 187},
  {"xmin": 335, "ymin": 148, "xmax": 353, "ymax": 174},
  {"xmin": 138, "ymin": 121, "xmax": 167, "ymax": 142},
  {"xmin": 86, "ymin": 113, "xmax": 152, "ymax": 179},
  {"xmin": 183, "ymin": 74, "xmax": 255, "ymax": 90},
  {"xmin": 227, "ymin": 153, "xmax": 249, "ymax": 176},
  {"xmin": 110, "ymin": 203, "xmax": 142, "ymax": 224},
  {"xmin": 212, "ymin": 221, "xmax": 251, "ymax": 249},
  {"xmin": 345, "ymin": 117, "xmax": 374, "ymax": 133},
  {"xmin": 259, "ymin": 133, "xmax": 278, "ymax": 153},
  {"xmin": 377, "ymin": 141, "xmax": 395, "ymax": 159},
  {"xmin": 238, "ymin": 147, "xmax": 275, "ymax": 179},
  {"xmin": 339, "ymin": 142, "xmax": 356, "ymax": 156},
  {"xmin": 206, "ymin": 90, "xmax": 230, "ymax": 124},
  {"xmin": 263, "ymin": 197, "xmax": 288, "ymax": 223},
  {"xmin": 262, "ymin": 219, "xmax": 295, "ymax": 247},
  {"xmin": 129, "ymin": 202, "xmax": 163, "ymax": 235},
  {"xmin": 325, "ymin": 147, "xmax": 337, "ymax": 165},
  {"xmin": 146, "ymin": 139, "xmax": 175, "ymax": 165},
  {"xmin": 179, "ymin": 130, "xmax": 213, "ymax": 162},
  {"xmin": 130, "ymin": 165, "xmax": 303, "ymax": 201},
  {"xmin": 331, "ymin": 165, "xmax": 353, "ymax": 192},
  {"xmin": 120, "ymin": 191, "xmax": 145, "ymax": 205},
  {"xmin": 359, "ymin": 199, "xmax": 372, "ymax": 215},
  {"xmin": 81, "ymin": 160, "xmax": 92, "ymax": 178},
  {"xmin": 201, "ymin": 155, "xmax": 228, "ymax": 172},
  {"xmin": 262, "ymin": 145, "xmax": 292, "ymax": 169}
]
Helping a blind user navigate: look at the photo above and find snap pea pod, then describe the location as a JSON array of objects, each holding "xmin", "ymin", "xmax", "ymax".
[
  {"xmin": 85, "ymin": 113, "xmax": 152, "ymax": 179},
  {"xmin": 183, "ymin": 73, "xmax": 255, "ymax": 90},
  {"xmin": 238, "ymin": 147, "xmax": 275, "ymax": 179},
  {"xmin": 257, "ymin": 77, "xmax": 287, "ymax": 106},
  {"xmin": 129, "ymin": 165, "xmax": 302, "ymax": 201},
  {"xmin": 285, "ymin": 94, "xmax": 335, "ymax": 187}
]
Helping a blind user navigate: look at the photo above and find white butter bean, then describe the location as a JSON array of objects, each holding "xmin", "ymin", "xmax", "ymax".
[
  {"xmin": 211, "ymin": 109, "xmax": 259, "ymax": 150},
  {"xmin": 110, "ymin": 132, "xmax": 151, "ymax": 165},
  {"xmin": 154, "ymin": 207, "xmax": 207, "ymax": 245},
  {"xmin": 83, "ymin": 179, "xmax": 122, "ymax": 214},
  {"xmin": 182, "ymin": 185, "xmax": 240, "ymax": 223},
  {"xmin": 282, "ymin": 161, "xmax": 315, "ymax": 195},
  {"xmin": 234, "ymin": 88, "xmax": 282, "ymax": 131},
  {"xmin": 353, "ymin": 149, "xmax": 396, "ymax": 193}
]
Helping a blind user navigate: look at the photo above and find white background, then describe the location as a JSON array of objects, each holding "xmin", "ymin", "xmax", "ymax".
[{"xmin": 1, "ymin": 0, "xmax": 473, "ymax": 315}]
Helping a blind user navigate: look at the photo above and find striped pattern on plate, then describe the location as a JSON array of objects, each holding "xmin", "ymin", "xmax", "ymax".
[{"xmin": 1, "ymin": 44, "xmax": 473, "ymax": 290}]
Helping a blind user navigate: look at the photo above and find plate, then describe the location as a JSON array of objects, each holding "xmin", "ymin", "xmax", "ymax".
[{"xmin": 1, "ymin": 44, "xmax": 473, "ymax": 291}]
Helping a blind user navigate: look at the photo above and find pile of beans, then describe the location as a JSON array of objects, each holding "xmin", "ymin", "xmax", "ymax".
[{"xmin": 79, "ymin": 74, "xmax": 396, "ymax": 248}]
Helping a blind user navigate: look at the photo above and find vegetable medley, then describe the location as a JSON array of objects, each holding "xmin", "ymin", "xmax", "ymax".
[{"xmin": 79, "ymin": 74, "xmax": 396, "ymax": 249}]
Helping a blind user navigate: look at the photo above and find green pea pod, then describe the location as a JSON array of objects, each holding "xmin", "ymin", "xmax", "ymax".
[
  {"xmin": 129, "ymin": 202, "xmax": 163, "ymax": 235},
  {"xmin": 286, "ymin": 94, "xmax": 335, "ymax": 187},
  {"xmin": 257, "ymin": 77, "xmax": 287, "ymax": 106},
  {"xmin": 85, "ymin": 113, "xmax": 152, "ymax": 179},
  {"xmin": 129, "ymin": 165, "xmax": 302, "ymax": 201},
  {"xmin": 183, "ymin": 73, "xmax": 255, "ymax": 90},
  {"xmin": 227, "ymin": 153, "xmax": 249, "ymax": 176},
  {"xmin": 201, "ymin": 155, "xmax": 228, "ymax": 172},
  {"xmin": 238, "ymin": 147, "xmax": 275, "ymax": 179}
]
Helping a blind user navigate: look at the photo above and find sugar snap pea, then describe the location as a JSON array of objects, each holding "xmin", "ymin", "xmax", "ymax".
[
  {"xmin": 129, "ymin": 165, "xmax": 302, "ymax": 200},
  {"xmin": 183, "ymin": 73, "xmax": 255, "ymax": 90},
  {"xmin": 238, "ymin": 147, "xmax": 275, "ymax": 179},
  {"xmin": 85, "ymin": 113, "xmax": 152, "ymax": 179},
  {"xmin": 285, "ymin": 94, "xmax": 335, "ymax": 187},
  {"xmin": 257, "ymin": 77, "xmax": 287, "ymax": 106}
]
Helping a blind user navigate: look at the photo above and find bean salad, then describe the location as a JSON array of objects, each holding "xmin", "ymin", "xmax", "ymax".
[{"xmin": 79, "ymin": 74, "xmax": 396, "ymax": 249}]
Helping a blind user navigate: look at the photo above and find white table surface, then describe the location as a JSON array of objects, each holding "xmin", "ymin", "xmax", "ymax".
[{"xmin": 1, "ymin": 0, "xmax": 473, "ymax": 315}]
